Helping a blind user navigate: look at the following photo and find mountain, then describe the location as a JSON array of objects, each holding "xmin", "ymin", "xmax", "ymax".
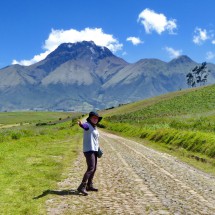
[
  {"xmin": 0, "ymin": 41, "xmax": 215, "ymax": 112},
  {"xmin": 101, "ymin": 56, "xmax": 215, "ymax": 106}
]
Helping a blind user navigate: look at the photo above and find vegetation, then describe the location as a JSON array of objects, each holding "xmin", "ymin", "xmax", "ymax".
[
  {"xmin": 1, "ymin": 83, "xmax": 215, "ymax": 213},
  {"xmin": 186, "ymin": 62, "xmax": 210, "ymax": 87},
  {"xmin": 100, "ymin": 84, "xmax": 215, "ymax": 174},
  {"xmin": 0, "ymin": 114, "xmax": 82, "ymax": 214},
  {"xmin": 0, "ymin": 111, "xmax": 82, "ymax": 125}
]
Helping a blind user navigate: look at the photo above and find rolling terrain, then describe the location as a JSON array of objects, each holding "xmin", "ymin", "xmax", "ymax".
[
  {"xmin": 0, "ymin": 41, "xmax": 215, "ymax": 112},
  {"xmin": 0, "ymin": 86, "xmax": 214, "ymax": 214},
  {"xmin": 100, "ymin": 84, "xmax": 215, "ymax": 168}
]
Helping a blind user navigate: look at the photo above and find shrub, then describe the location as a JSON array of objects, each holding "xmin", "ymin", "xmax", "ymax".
[{"xmin": 11, "ymin": 132, "xmax": 21, "ymax": 140}]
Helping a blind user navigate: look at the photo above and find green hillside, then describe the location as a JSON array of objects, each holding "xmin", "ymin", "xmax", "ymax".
[
  {"xmin": 0, "ymin": 111, "xmax": 82, "ymax": 125},
  {"xmin": 100, "ymin": 84, "xmax": 215, "ymax": 173}
]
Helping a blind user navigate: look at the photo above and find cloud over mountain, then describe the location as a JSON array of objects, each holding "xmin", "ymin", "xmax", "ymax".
[
  {"xmin": 165, "ymin": 47, "xmax": 182, "ymax": 58},
  {"xmin": 12, "ymin": 28, "xmax": 123, "ymax": 66}
]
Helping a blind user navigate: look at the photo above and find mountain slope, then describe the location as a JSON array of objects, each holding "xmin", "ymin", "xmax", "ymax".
[
  {"xmin": 102, "ymin": 84, "xmax": 215, "ymax": 118},
  {"xmin": 0, "ymin": 41, "xmax": 215, "ymax": 112},
  {"xmin": 100, "ymin": 84, "xmax": 215, "ymax": 161},
  {"xmin": 0, "ymin": 41, "xmax": 128, "ymax": 111},
  {"xmin": 101, "ymin": 55, "xmax": 215, "ymax": 106}
]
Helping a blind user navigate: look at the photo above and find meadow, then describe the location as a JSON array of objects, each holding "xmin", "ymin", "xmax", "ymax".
[
  {"xmin": 1, "ymin": 84, "xmax": 215, "ymax": 214},
  {"xmin": 0, "ymin": 112, "xmax": 83, "ymax": 214},
  {"xmin": 0, "ymin": 111, "xmax": 80, "ymax": 125},
  {"xmin": 100, "ymin": 84, "xmax": 215, "ymax": 175}
]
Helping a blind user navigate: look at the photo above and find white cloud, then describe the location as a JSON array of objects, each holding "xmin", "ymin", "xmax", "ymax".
[
  {"xmin": 12, "ymin": 27, "xmax": 123, "ymax": 66},
  {"xmin": 12, "ymin": 51, "xmax": 50, "ymax": 66},
  {"xmin": 165, "ymin": 46, "xmax": 182, "ymax": 58},
  {"xmin": 206, "ymin": 51, "xmax": 215, "ymax": 60},
  {"xmin": 193, "ymin": 28, "xmax": 209, "ymax": 45},
  {"xmin": 138, "ymin": 8, "xmax": 177, "ymax": 34},
  {"xmin": 212, "ymin": 40, "xmax": 215, "ymax": 44},
  {"xmin": 126, "ymin": 37, "xmax": 143, "ymax": 45}
]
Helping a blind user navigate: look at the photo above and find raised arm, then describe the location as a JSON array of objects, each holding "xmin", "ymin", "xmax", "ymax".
[{"xmin": 78, "ymin": 120, "xmax": 89, "ymax": 130}]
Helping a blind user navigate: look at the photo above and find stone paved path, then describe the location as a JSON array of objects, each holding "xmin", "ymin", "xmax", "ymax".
[{"xmin": 46, "ymin": 130, "xmax": 215, "ymax": 215}]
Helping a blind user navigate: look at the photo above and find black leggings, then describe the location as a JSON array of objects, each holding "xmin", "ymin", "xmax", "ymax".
[{"xmin": 82, "ymin": 151, "xmax": 97, "ymax": 184}]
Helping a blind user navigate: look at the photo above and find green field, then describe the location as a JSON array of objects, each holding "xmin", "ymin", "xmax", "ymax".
[
  {"xmin": 1, "ymin": 84, "xmax": 215, "ymax": 213},
  {"xmin": 0, "ymin": 111, "xmax": 82, "ymax": 125},
  {"xmin": 100, "ymin": 84, "xmax": 215, "ymax": 175},
  {"xmin": 0, "ymin": 112, "xmax": 83, "ymax": 214}
]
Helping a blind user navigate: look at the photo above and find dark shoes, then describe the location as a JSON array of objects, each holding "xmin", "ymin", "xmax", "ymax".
[
  {"xmin": 86, "ymin": 183, "xmax": 98, "ymax": 192},
  {"xmin": 77, "ymin": 182, "xmax": 88, "ymax": 196},
  {"xmin": 77, "ymin": 182, "xmax": 98, "ymax": 195}
]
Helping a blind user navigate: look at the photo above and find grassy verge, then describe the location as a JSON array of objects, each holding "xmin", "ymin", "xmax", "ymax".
[
  {"xmin": 100, "ymin": 121, "xmax": 215, "ymax": 176},
  {"xmin": 0, "ymin": 121, "xmax": 82, "ymax": 214},
  {"xmin": 134, "ymin": 137, "xmax": 215, "ymax": 176},
  {"xmin": 100, "ymin": 85, "xmax": 215, "ymax": 176}
]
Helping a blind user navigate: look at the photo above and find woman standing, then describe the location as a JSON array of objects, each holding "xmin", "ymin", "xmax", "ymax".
[{"xmin": 77, "ymin": 111, "xmax": 102, "ymax": 195}]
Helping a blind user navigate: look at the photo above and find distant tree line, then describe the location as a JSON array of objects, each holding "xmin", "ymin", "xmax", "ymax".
[{"xmin": 186, "ymin": 62, "xmax": 210, "ymax": 87}]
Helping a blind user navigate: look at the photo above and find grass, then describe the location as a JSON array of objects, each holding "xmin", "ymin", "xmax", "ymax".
[
  {"xmin": 100, "ymin": 86, "xmax": 200, "ymax": 117},
  {"xmin": 0, "ymin": 111, "xmax": 82, "ymax": 125},
  {"xmin": 100, "ymin": 84, "xmax": 215, "ymax": 175},
  {"xmin": 134, "ymin": 137, "xmax": 215, "ymax": 176},
  {"xmin": 0, "ymin": 118, "xmax": 82, "ymax": 214},
  {"xmin": 0, "ymin": 84, "xmax": 214, "ymax": 213}
]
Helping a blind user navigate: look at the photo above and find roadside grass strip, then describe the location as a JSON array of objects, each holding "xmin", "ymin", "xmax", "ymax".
[{"xmin": 0, "ymin": 122, "xmax": 82, "ymax": 214}]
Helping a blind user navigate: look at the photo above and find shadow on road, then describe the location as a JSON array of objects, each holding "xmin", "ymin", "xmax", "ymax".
[{"xmin": 33, "ymin": 189, "xmax": 83, "ymax": 199}]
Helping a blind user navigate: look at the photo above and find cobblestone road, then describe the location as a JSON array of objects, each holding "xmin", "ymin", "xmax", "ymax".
[{"xmin": 46, "ymin": 130, "xmax": 215, "ymax": 215}]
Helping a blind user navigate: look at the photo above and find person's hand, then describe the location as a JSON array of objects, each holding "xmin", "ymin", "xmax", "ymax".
[{"xmin": 77, "ymin": 120, "xmax": 82, "ymax": 126}]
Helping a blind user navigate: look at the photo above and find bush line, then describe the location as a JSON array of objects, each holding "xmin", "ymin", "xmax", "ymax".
[{"xmin": 100, "ymin": 121, "xmax": 215, "ymax": 158}]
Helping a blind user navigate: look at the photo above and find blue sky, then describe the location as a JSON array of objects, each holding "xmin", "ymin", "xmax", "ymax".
[{"xmin": 1, "ymin": 0, "xmax": 215, "ymax": 68}]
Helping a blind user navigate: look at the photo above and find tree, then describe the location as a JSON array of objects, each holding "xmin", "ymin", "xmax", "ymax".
[{"xmin": 186, "ymin": 62, "xmax": 210, "ymax": 87}]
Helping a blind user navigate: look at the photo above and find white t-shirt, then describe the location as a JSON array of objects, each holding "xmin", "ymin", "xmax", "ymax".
[{"xmin": 82, "ymin": 122, "xmax": 99, "ymax": 152}]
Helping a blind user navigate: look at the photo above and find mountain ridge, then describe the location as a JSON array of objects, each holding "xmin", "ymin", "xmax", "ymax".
[{"xmin": 0, "ymin": 41, "xmax": 214, "ymax": 112}]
